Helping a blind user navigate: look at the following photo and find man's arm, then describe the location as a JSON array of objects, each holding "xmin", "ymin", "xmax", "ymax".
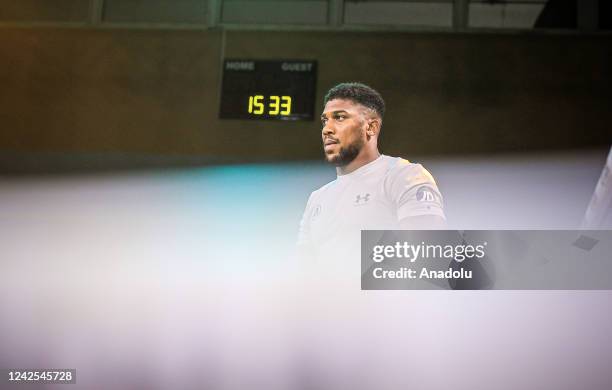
[{"xmin": 386, "ymin": 161, "xmax": 447, "ymax": 226}]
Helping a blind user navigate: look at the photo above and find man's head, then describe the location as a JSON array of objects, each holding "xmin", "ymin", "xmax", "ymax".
[{"xmin": 320, "ymin": 83, "xmax": 385, "ymax": 167}]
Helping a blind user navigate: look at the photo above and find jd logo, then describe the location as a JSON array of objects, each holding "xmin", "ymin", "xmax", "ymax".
[
  {"xmin": 416, "ymin": 186, "xmax": 437, "ymax": 202},
  {"xmin": 354, "ymin": 193, "xmax": 371, "ymax": 206}
]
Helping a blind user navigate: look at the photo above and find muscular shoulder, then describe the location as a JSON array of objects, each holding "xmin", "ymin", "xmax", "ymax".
[
  {"xmin": 383, "ymin": 156, "xmax": 438, "ymax": 189},
  {"xmin": 382, "ymin": 156, "xmax": 445, "ymax": 219}
]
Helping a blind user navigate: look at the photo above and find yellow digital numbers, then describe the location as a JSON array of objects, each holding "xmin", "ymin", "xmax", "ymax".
[
  {"xmin": 269, "ymin": 96, "xmax": 280, "ymax": 115},
  {"xmin": 248, "ymin": 95, "xmax": 292, "ymax": 116},
  {"xmin": 248, "ymin": 95, "xmax": 265, "ymax": 115},
  {"xmin": 280, "ymin": 96, "xmax": 291, "ymax": 115}
]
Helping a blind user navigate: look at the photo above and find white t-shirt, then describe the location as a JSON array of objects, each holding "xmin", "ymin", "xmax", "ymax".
[{"xmin": 297, "ymin": 155, "xmax": 445, "ymax": 264}]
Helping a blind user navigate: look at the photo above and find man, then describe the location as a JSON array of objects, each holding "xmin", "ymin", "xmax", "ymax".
[{"xmin": 297, "ymin": 82, "xmax": 446, "ymax": 262}]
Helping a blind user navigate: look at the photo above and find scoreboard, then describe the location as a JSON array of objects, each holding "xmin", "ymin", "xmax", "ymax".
[{"xmin": 219, "ymin": 59, "xmax": 317, "ymax": 121}]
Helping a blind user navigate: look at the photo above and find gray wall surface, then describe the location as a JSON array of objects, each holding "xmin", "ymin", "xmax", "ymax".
[{"xmin": 0, "ymin": 27, "xmax": 610, "ymax": 163}]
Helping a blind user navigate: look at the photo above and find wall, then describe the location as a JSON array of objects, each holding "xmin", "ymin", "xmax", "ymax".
[{"xmin": 0, "ymin": 27, "xmax": 610, "ymax": 164}]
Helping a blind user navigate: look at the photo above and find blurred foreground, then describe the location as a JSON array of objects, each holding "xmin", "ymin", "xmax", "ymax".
[{"xmin": 1, "ymin": 149, "xmax": 611, "ymax": 389}]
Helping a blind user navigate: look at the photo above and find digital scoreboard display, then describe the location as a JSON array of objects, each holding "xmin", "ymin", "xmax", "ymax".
[{"xmin": 219, "ymin": 59, "xmax": 317, "ymax": 121}]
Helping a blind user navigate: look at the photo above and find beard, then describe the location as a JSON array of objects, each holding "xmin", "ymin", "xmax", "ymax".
[{"xmin": 324, "ymin": 137, "xmax": 365, "ymax": 167}]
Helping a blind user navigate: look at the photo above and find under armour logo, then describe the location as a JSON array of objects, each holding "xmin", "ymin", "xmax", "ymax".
[{"xmin": 354, "ymin": 193, "xmax": 371, "ymax": 205}]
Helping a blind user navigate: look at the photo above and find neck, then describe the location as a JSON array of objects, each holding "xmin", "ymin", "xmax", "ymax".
[{"xmin": 337, "ymin": 148, "xmax": 381, "ymax": 175}]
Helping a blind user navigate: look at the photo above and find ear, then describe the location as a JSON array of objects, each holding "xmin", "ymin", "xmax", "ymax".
[{"xmin": 366, "ymin": 118, "xmax": 381, "ymax": 138}]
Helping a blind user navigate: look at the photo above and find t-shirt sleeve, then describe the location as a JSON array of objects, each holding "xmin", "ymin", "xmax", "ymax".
[
  {"xmin": 386, "ymin": 162, "xmax": 446, "ymax": 221},
  {"xmin": 297, "ymin": 193, "xmax": 315, "ymax": 254}
]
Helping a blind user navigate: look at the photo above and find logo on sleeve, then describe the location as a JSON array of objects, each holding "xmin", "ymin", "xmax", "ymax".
[{"xmin": 416, "ymin": 186, "xmax": 439, "ymax": 203}]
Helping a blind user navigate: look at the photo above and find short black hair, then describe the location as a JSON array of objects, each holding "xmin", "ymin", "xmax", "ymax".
[{"xmin": 323, "ymin": 82, "xmax": 385, "ymax": 119}]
